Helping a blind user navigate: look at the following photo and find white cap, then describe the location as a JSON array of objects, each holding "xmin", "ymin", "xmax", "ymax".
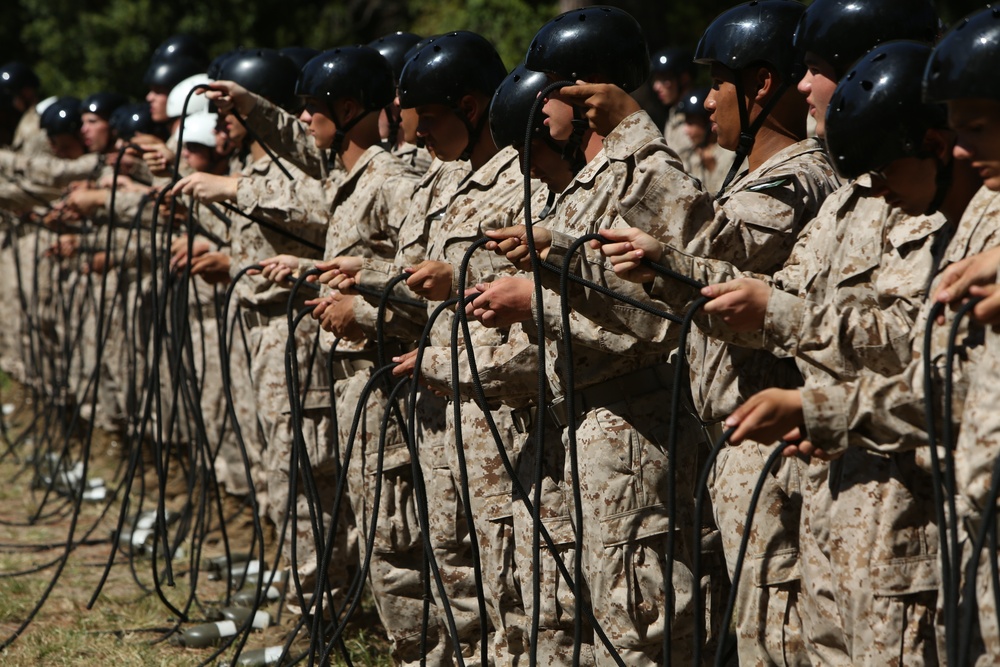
[
  {"xmin": 166, "ymin": 73, "xmax": 213, "ymax": 119},
  {"xmin": 181, "ymin": 112, "xmax": 218, "ymax": 148}
]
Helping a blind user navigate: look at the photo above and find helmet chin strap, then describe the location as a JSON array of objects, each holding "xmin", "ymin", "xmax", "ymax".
[
  {"xmin": 383, "ymin": 103, "xmax": 401, "ymax": 151},
  {"xmin": 559, "ymin": 106, "xmax": 589, "ymax": 176},
  {"xmin": 453, "ymin": 104, "xmax": 489, "ymax": 162},
  {"xmin": 716, "ymin": 72, "xmax": 789, "ymax": 198},
  {"xmin": 925, "ymin": 148, "xmax": 954, "ymax": 216},
  {"xmin": 330, "ymin": 101, "xmax": 373, "ymax": 156}
]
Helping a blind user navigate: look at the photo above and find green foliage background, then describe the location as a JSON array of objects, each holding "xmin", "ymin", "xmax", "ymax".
[{"xmin": 0, "ymin": 0, "xmax": 989, "ymax": 99}]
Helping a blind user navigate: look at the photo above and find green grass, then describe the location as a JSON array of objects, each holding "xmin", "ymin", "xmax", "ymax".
[{"xmin": 0, "ymin": 385, "xmax": 393, "ymax": 666}]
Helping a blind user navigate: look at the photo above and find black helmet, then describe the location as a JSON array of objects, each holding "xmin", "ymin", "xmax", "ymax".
[
  {"xmin": 695, "ymin": 0, "xmax": 806, "ymax": 82},
  {"xmin": 650, "ymin": 48, "xmax": 694, "ymax": 78},
  {"xmin": 207, "ymin": 49, "xmax": 241, "ymax": 80},
  {"xmin": 924, "ymin": 6, "xmax": 1000, "ymax": 104},
  {"xmin": 0, "ymin": 62, "xmax": 40, "ymax": 93},
  {"xmin": 695, "ymin": 0, "xmax": 806, "ymax": 195},
  {"xmin": 143, "ymin": 56, "xmax": 205, "ymax": 90},
  {"xmin": 398, "ymin": 31, "xmax": 506, "ymax": 109},
  {"xmin": 368, "ymin": 32, "xmax": 422, "ymax": 82},
  {"xmin": 109, "ymin": 103, "xmax": 157, "ymax": 140},
  {"xmin": 150, "ymin": 34, "xmax": 208, "ymax": 66},
  {"xmin": 297, "ymin": 46, "xmax": 395, "ymax": 153},
  {"xmin": 404, "ymin": 35, "xmax": 438, "ymax": 62},
  {"xmin": 827, "ymin": 41, "xmax": 946, "ymax": 180},
  {"xmin": 676, "ymin": 87, "xmax": 710, "ymax": 119},
  {"xmin": 296, "ymin": 46, "xmax": 395, "ymax": 111},
  {"xmin": 489, "ymin": 65, "xmax": 553, "ymax": 150},
  {"xmin": 525, "ymin": 6, "xmax": 650, "ymax": 92},
  {"xmin": 40, "ymin": 97, "xmax": 82, "ymax": 136},
  {"xmin": 82, "ymin": 92, "xmax": 129, "ymax": 120},
  {"xmin": 794, "ymin": 0, "xmax": 938, "ymax": 80},
  {"xmin": 278, "ymin": 46, "xmax": 319, "ymax": 72},
  {"xmin": 220, "ymin": 49, "xmax": 299, "ymax": 110}
]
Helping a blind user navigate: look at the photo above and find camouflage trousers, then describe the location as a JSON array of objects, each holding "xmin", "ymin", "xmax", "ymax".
[
  {"xmin": 708, "ymin": 440, "xmax": 808, "ymax": 667},
  {"xmin": 958, "ymin": 515, "xmax": 1000, "ymax": 666},
  {"xmin": 18, "ymin": 229, "xmax": 62, "ymax": 400},
  {"xmin": 337, "ymin": 365, "xmax": 445, "ymax": 667},
  {"xmin": 508, "ymin": 414, "xmax": 595, "ymax": 667},
  {"xmin": 567, "ymin": 387, "xmax": 701, "ymax": 667},
  {"xmin": 799, "ymin": 451, "xmax": 940, "ymax": 667},
  {"xmin": 415, "ymin": 399, "xmax": 486, "ymax": 665},
  {"xmin": 211, "ymin": 301, "xmax": 265, "ymax": 498},
  {"xmin": 448, "ymin": 400, "xmax": 530, "ymax": 667},
  {"xmin": 63, "ymin": 265, "xmax": 125, "ymax": 434},
  {"xmin": 0, "ymin": 224, "xmax": 26, "ymax": 382},
  {"xmin": 250, "ymin": 316, "xmax": 356, "ymax": 618}
]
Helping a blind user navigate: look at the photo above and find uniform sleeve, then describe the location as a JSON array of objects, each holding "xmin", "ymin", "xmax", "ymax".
[
  {"xmin": 235, "ymin": 171, "xmax": 332, "ymax": 236},
  {"xmin": 417, "ymin": 325, "xmax": 540, "ymax": 404},
  {"xmin": 244, "ymin": 97, "xmax": 328, "ymax": 179},
  {"xmin": 684, "ymin": 175, "xmax": 819, "ymax": 274},
  {"xmin": 800, "ymin": 311, "xmax": 983, "ymax": 457},
  {"xmin": 954, "ymin": 327, "xmax": 1000, "ymax": 513},
  {"xmin": 765, "ymin": 210, "xmax": 944, "ymax": 380},
  {"xmin": 539, "ymin": 113, "xmax": 713, "ymax": 344}
]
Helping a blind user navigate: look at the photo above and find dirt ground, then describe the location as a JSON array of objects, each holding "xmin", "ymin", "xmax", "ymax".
[{"xmin": 0, "ymin": 380, "xmax": 391, "ymax": 666}]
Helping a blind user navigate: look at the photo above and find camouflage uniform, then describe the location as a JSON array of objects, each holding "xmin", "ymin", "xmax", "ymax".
[
  {"xmin": 419, "ymin": 321, "xmax": 587, "ymax": 667},
  {"xmin": 655, "ymin": 177, "xmax": 947, "ymax": 665},
  {"xmin": 0, "ymin": 149, "xmax": 102, "ymax": 188},
  {"xmin": 536, "ymin": 111, "xmax": 719, "ymax": 667},
  {"xmin": 0, "ymin": 105, "xmax": 50, "ymax": 382},
  {"xmin": 663, "ymin": 105, "xmax": 694, "ymax": 166},
  {"xmin": 234, "ymin": 153, "xmax": 358, "ymax": 618},
  {"xmin": 393, "ymin": 141, "xmax": 433, "ymax": 175},
  {"xmin": 955, "ymin": 324, "xmax": 1000, "ymax": 666},
  {"xmin": 243, "ymin": 97, "xmax": 333, "ymax": 181},
  {"xmin": 348, "ymin": 156, "xmax": 468, "ymax": 665},
  {"xmin": 625, "ymin": 136, "xmax": 841, "ymax": 667},
  {"xmin": 312, "ymin": 145, "xmax": 424, "ymax": 658},
  {"xmin": 352, "ymin": 158, "xmax": 470, "ymax": 342},
  {"xmin": 797, "ymin": 185, "xmax": 1000, "ymax": 665},
  {"xmin": 415, "ymin": 146, "xmax": 547, "ymax": 665},
  {"xmin": 11, "ymin": 104, "xmax": 49, "ymax": 156},
  {"xmin": 228, "ymin": 154, "xmax": 329, "ymax": 501},
  {"xmin": 682, "ymin": 145, "xmax": 735, "ymax": 199},
  {"xmin": 355, "ymin": 146, "xmax": 542, "ymax": 663}
]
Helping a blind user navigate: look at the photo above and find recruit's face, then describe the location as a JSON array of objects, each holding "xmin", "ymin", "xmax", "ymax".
[
  {"xmin": 869, "ymin": 156, "xmax": 939, "ymax": 216},
  {"xmin": 49, "ymin": 133, "xmax": 85, "ymax": 159},
  {"xmin": 182, "ymin": 142, "xmax": 214, "ymax": 172},
  {"xmin": 704, "ymin": 63, "xmax": 744, "ymax": 151},
  {"xmin": 398, "ymin": 99, "xmax": 419, "ymax": 145},
  {"xmin": 684, "ymin": 114, "xmax": 713, "ymax": 148},
  {"xmin": 146, "ymin": 86, "xmax": 170, "ymax": 123},
  {"xmin": 81, "ymin": 113, "xmax": 111, "ymax": 153},
  {"xmin": 414, "ymin": 103, "xmax": 469, "ymax": 162},
  {"xmin": 516, "ymin": 135, "xmax": 573, "ymax": 193},
  {"xmin": 798, "ymin": 53, "xmax": 838, "ymax": 138},
  {"xmin": 949, "ymin": 99, "xmax": 1000, "ymax": 192},
  {"xmin": 541, "ymin": 86, "xmax": 576, "ymax": 143},
  {"xmin": 652, "ymin": 73, "xmax": 683, "ymax": 107},
  {"xmin": 299, "ymin": 98, "xmax": 338, "ymax": 151}
]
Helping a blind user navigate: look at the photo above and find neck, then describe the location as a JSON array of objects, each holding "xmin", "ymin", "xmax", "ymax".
[
  {"xmin": 940, "ymin": 159, "xmax": 984, "ymax": 226},
  {"xmin": 746, "ymin": 90, "xmax": 805, "ymax": 172},
  {"xmin": 469, "ymin": 130, "xmax": 498, "ymax": 171},
  {"xmin": 747, "ymin": 129, "xmax": 798, "ymax": 171},
  {"xmin": 250, "ymin": 141, "xmax": 267, "ymax": 163},
  {"xmin": 581, "ymin": 130, "xmax": 604, "ymax": 163},
  {"xmin": 339, "ymin": 121, "xmax": 381, "ymax": 172}
]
